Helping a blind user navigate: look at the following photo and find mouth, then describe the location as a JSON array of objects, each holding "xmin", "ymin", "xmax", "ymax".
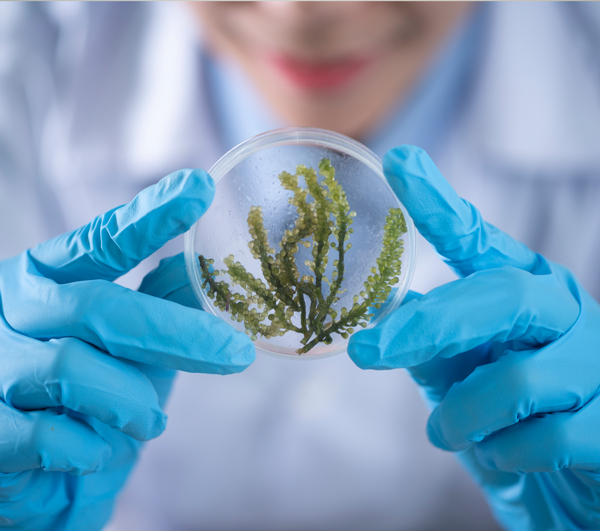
[{"xmin": 265, "ymin": 53, "xmax": 373, "ymax": 91}]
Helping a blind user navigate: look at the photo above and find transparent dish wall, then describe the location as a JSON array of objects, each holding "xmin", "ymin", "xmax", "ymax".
[{"xmin": 184, "ymin": 128, "xmax": 417, "ymax": 360}]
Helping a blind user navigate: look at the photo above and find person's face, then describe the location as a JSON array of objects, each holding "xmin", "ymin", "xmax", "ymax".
[{"xmin": 190, "ymin": 2, "xmax": 472, "ymax": 140}]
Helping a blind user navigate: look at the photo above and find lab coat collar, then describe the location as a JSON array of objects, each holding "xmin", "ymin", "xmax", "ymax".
[
  {"xmin": 468, "ymin": 2, "xmax": 600, "ymax": 177},
  {"xmin": 118, "ymin": 3, "xmax": 222, "ymax": 179}
]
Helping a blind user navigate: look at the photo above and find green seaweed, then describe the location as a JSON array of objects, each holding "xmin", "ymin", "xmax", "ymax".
[{"xmin": 199, "ymin": 158, "xmax": 406, "ymax": 354}]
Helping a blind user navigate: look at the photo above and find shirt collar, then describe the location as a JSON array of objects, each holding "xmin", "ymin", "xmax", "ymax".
[{"xmin": 364, "ymin": 5, "xmax": 488, "ymax": 161}]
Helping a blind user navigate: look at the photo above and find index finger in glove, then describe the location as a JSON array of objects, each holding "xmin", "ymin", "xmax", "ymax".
[
  {"xmin": 348, "ymin": 266, "xmax": 579, "ymax": 370},
  {"xmin": 383, "ymin": 146, "xmax": 542, "ymax": 277},
  {"xmin": 28, "ymin": 169, "xmax": 214, "ymax": 283},
  {"xmin": 3, "ymin": 260, "xmax": 255, "ymax": 374}
]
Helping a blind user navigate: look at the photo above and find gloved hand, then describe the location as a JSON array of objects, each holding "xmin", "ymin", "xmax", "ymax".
[
  {"xmin": 348, "ymin": 146, "xmax": 600, "ymax": 531},
  {"xmin": 0, "ymin": 169, "xmax": 255, "ymax": 530}
]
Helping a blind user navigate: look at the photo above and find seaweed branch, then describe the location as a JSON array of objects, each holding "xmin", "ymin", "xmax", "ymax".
[{"xmin": 199, "ymin": 158, "xmax": 407, "ymax": 354}]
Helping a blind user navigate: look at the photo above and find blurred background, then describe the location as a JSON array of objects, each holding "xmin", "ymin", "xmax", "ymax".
[{"xmin": 2, "ymin": 2, "xmax": 599, "ymax": 530}]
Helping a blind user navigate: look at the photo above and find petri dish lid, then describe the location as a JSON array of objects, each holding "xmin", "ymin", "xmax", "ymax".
[{"xmin": 184, "ymin": 127, "xmax": 416, "ymax": 360}]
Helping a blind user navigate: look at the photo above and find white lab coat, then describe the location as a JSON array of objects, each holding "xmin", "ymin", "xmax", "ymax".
[{"xmin": 1, "ymin": 2, "xmax": 599, "ymax": 530}]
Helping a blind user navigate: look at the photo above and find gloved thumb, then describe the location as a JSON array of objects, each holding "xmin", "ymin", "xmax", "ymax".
[
  {"xmin": 29, "ymin": 169, "xmax": 215, "ymax": 284},
  {"xmin": 383, "ymin": 146, "xmax": 539, "ymax": 278}
]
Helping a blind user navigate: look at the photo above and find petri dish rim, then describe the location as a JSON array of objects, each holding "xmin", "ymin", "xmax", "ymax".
[{"xmin": 184, "ymin": 127, "xmax": 417, "ymax": 360}]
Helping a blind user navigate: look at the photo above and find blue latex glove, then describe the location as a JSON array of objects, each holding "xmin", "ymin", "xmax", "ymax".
[
  {"xmin": 0, "ymin": 169, "xmax": 255, "ymax": 530},
  {"xmin": 348, "ymin": 146, "xmax": 600, "ymax": 531}
]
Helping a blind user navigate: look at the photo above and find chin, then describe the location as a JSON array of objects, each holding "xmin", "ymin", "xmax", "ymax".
[
  {"xmin": 252, "ymin": 59, "xmax": 380, "ymax": 139},
  {"xmin": 274, "ymin": 93, "xmax": 373, "ymax": 139},
  {"xmin": 283, "ymin": 111, "xmax": 367, "ymax": 140}
]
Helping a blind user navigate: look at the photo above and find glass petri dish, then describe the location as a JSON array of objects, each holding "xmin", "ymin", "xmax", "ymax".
[{"xmin": 184, "ymin": 127, "xmax": 417, "ymax": 360}]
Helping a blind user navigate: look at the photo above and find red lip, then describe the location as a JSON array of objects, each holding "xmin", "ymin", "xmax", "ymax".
[{"xmin": 266, "ymin": 54, "xmax": 371, "ymax": 90}]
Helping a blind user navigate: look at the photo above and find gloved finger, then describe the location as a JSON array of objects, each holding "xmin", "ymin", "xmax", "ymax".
[
  {"xmin": 138, "ymin": 253, "xmax": 200, "ymax": 309},
  {"xmin": 408, "ymin": 343, "xmax": 494, "ymax": 407},
  {"xmin": 427, "ymin": 346, "xmax": 596, "ymax": 452},
  {"xmin": 1, "ymin": 330, "xmax": 166, "ymax": 441},
  {"xmin": 121, "ymin": 360, "xmax": 176, "ymax": 410},
  {"xmin": 3, "ymin": 262, "xmax": 255, "ymax": 374},
  {"xmin": 383, "ymin": 146, "xmax": 541, "ymax": 277},
  {"xmin": 0, "ymin": 404, "xmax": 111, "ymax": 475},
  {"xmin": 348, "ymin": 265, "xmax": 579, "ymax": 370},
  {"xmin": 473, "ymin": 400, "xmax": 600, "ymax": 474},
  {"xmin": 28, "ymin": 169, "xmax": 214, "ymax": 284}
]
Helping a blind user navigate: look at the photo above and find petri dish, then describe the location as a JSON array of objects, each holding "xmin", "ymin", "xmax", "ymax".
[{"xmin": 184, "ymin": 127, "xmax": 417, "ymax": 360}]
